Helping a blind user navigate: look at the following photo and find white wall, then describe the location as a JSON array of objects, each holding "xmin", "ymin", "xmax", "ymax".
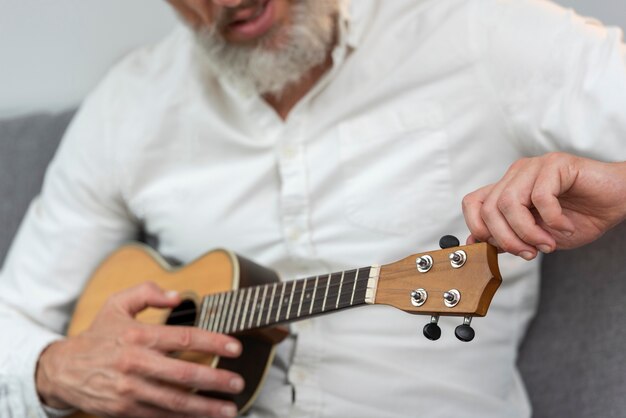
[
  {"xmin": 0, "ymin": 0, "xmax": 177, "ymax": 118},
  {"xmin": 0, "ymin": 0, "xmax": 624, "ymax": 118}
]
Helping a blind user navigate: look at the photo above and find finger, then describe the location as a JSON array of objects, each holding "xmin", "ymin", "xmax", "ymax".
[
  {"xmin": 120, "ymin": 324, "xmax": 242, "ymax": 357},
  {"xmin": 466, "ymin": 235, "xmax": 478, "ymax": 245},
  {"xmin": 480, "ymin": 194, "xmax": 538, "ymax": 259},
  {"xmin": 531, "ymin": 165, "xmax": 577, "ymax": 234},
  {"xmin": 109, "ymin": 282, "xmax": 181, "ymax": 317},
  {"xmin": 108, "ymin": 374, "xmax": 238, "ymax": 418},
  {"xmin": 127, "ymin": 351, "xmax": 245, "ymax": 394},
  {"xmin": 496, "ymin": 173, "xmax": 557, "ymax": 252},
  {"xmin": 102, "ymin": 400, "xmax": 201, "ymax": 418},
  {"xmin": 462, "ymin": 184, "xmax": 495, "ymax": 243},
  {"xmin": 124, "ymin": 376, "xmax": 239, "ymax": 418},
  {"xmin": 477, "ymin": 159, "xmax": 543, "ymax": 257}
]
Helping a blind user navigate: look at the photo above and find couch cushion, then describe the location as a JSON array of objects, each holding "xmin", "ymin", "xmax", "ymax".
[
  {"xmin": 0, "ymin": 110, "xmax": 75, "ymax": 266},
  {"xmin": 518, "ymin": 221, "xmax": 626, "ymax": 418}
]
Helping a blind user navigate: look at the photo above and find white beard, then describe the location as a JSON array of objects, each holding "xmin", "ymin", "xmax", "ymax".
[{"xmin": 195, "ymin": 0, "xmax": 339, "ymax": 97}]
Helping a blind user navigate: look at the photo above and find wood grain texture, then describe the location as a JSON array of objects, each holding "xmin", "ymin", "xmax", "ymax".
[
  {"xmin": 66, "ymin": 244, "xmax": 280, "ymax": 418},
  {"xmin": 68, "ymin": 244, "xmax": 236, "ymax": 336},
  {"xmin": 375, "ymin": 243, "xmax": 501, "ymax": 317}
]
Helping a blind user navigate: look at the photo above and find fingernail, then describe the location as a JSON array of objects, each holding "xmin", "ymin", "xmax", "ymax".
[
  {"xmin": 519, "ymin": 251, "xmax": 535, "ymax": 261},
  {"xmin": 230, "ymin": 377, "xmax": 244, "ymax": 391},
  {"xmin": 487, "ymin": 238, "xmax": 498, "ymax": 247},
  {"xmin": 560, "ymin": 230, "xmax": 574, "ymax": 237},
  {"xmin": 225, "ymin": 342, "xmax": 241, "ymax": 355},
  {"xmin": 537, "ymin": 244, "xmax": 553, "ymax": 254},
  {"xmin": 165, "ymin": 290, "xmax": 178, "ymax": 298},
  {"xmin": 221, "ymin": 404, "xmax": 237, "ymax": 418}
]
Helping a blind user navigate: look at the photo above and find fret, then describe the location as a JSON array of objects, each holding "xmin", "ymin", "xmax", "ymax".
[
  {"xmin": 213, "ymin": 293, "xmax": 223, "ymax": 333},
  {"xmin": 217, "ymin": 292, "xmax": 233, "ymax": 334},
  {"xmin": 233, "ymin": 289, "xmax": 244, "ymax": 333},
  {"xmin": 335, "ymin": 271, "xmax": 345, "ymax": 309},
  {"xmin": 297, "ymin": 278, "xmax": 307, "ymax": 317},
  {"xmin": 354, "ymin": 268, "xmax": 371, "ymax": 305},
  {"xmin": 202, "ymin": 295, "xmax": 213, "ymax": 330},
  {"xmin": 257, "ymin": 284, "xmax": 269, "ymax": 327},
  {"xmin": 248, "ymin": 286, "xmax": 260, "ymax": 330},
  {"xmin": 322, "ymin": 273, "xmax": 331, "ymax": 312},
  {"xmin": 218, "ymin": 292, "xmax": 231, "ymax": 333},
  {"xmin": 212, "ymin": 293, "xmax": 224, "ymax": 333},
  {"xmin": 338, "ymin": 269, "xmax": 357, "ymax": 309},
  {"xmin": 309, "ymin": 276, "xmax": 319, "ymax": 315},
  {"xmin": 206, "ymin": 295, "xmax": 217, "ymax": 331},
  {"xmin": 197, "ymin": 296, "xmax": 208, "ymax": 328},
  {"xmin": 285, "ymin": 281, "xmax": 297, "ymax": 320},
  {"xmin": 276, "ymin": 282, "xmax": 287, "ymax": 323},
  {"xmin": 225, "ymin": 290, "xmax": 237, "ymax": 334},
  {"xmin": 266, "ymin": 283, "xmax": 277, "ymax": 325},
  {"xmin": 312, "ymin": 275, "xmax": 328, "ymax": 315},
  {"xmin": 207, "ymin": 295, "xmax": 217, "ymax": 330},
  {"xmin": 350, "ymin": 269, "xmax": 359, "ymax": 305},
  {"xmin": 239, "ymin": 288, "xmax": 251, "ymax": 331}
]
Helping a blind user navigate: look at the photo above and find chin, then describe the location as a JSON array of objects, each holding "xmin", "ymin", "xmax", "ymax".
[{"xmin": 196, "ymin": 0, "xmax": 339, "ymax": 96}]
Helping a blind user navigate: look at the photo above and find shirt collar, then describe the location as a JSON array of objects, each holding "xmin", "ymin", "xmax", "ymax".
[{"xmin": 341, "ymin": 0, "xmax": 367, "ymax": 50}]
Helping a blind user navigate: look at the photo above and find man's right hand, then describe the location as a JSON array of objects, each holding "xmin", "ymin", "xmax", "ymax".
[{"xmin": 36, "ymin": 282, "xmax": 244, "ymax": 418}]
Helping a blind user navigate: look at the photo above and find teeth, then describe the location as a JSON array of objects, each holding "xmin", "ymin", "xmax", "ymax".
[
  {"xmin": 249, "ymin": 3, "xmax": 265, "ymax": 21},
  {"xmin": 229, "ymin": 0, "xmax": 268, "ymax": 26}
]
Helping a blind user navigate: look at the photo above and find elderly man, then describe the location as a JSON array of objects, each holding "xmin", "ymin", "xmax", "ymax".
[{"xmin": 1, "ymin": 0, "xmax": 625, "ymax": 417}]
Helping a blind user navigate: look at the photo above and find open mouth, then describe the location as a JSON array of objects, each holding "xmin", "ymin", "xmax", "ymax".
[{"xmin": 226, "ymin": 0, "xmax": 275, "ymax": 40}]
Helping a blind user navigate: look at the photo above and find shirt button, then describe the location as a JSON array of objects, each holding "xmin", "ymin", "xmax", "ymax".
[
  {"xmin": 297, "ymin": 320, "xmax": 311, "ymax": 330},
  {"xmin": 287, "ymin": 227, "xmax": 301, "ymax": 241},
  {"xmin": 282, "ymin": 146, "xmax": 297, "ymax": 159},
  {"xmin": 289, "ymin": 367, "xmax": 307, "ymax": 384}
]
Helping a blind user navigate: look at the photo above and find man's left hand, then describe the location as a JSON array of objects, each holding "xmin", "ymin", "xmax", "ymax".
[{"xmin": 462, "ymin": 152, "xmax": 626, "ymax": 260}]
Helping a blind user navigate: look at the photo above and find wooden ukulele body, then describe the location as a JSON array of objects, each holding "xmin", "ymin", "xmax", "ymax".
[
  {"xmin": 64, "ymin": 240, "xmax": 502, "ymax": 417},
  {"xmin": 67, "ymin": 244, "xmax": 289, "ymax": 418}
]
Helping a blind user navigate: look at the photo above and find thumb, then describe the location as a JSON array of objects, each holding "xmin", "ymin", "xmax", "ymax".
[{"xmin": 110, "ymin": 282, "xmax": 181, "ymax": 317}]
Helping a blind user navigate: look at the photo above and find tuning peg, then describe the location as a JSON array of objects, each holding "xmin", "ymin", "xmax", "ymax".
[
  {"xmin": 454, "ymin": 316, "xmax": 475, "ymax": 342},
  {"xmin": 423, "ymin": 315, "xmax": 441, "ymax": 341},
  {"xmin": 439, "ymin": 235, "xmax": 460, "ymax": 249}
]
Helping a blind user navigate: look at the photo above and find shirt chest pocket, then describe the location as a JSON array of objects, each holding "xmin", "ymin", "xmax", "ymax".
[{"xmin": 338, "ymin": 102, "xmax": 453, "ymax": 235}]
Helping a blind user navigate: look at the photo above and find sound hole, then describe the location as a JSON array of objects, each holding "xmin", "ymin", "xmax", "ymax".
[{"xmin": 165, "ymin": 299, "xmax": 197, "ymax": 326}]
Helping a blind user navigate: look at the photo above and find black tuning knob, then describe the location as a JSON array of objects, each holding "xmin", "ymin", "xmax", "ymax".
[
  {"xmin": 423, "ymin": 315, "xmax": 441, "ymax": 341},
  {"xmin": 454, "ymin": 316, "xmax": 475, "ymax": 342},
  {"xmin": 439, "ymin": 235, "xmax": 460, "ymax": 249}
]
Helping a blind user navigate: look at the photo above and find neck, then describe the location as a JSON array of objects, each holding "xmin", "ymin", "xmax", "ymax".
[
  {"xmin": 263, "ymin": 52, "xmax": 333, "ymax": 120},
  {"xmin": 197, "ymin": 266, "xmax": 375, "ymax": 334}
]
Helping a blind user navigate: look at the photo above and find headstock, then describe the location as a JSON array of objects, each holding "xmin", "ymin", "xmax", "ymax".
[{"xmin": 370, "ymin": 236, "xmax": 501, "ymax": 341}]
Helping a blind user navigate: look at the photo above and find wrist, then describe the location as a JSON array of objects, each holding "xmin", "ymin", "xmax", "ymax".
[
  {"xmin": 618, "ymin": 161, "xmax": 626, "ymax": 221},
  {"xmin": 36, "ymin": 341, "xmax": 73, "ymax": 410}
]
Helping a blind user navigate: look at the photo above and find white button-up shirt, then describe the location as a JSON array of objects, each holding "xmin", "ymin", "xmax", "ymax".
[{"xmin": 1, "ymin": 0, "xmax": 625, "ymax": 417}]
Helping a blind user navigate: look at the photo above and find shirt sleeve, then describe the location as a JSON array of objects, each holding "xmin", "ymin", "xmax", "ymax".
[
  {"xmin": 0, "ymin": 81, "xmax": 139, "ymax": 417},
  {"xmin": 470, "ymin": 0, "xmax": 626, "ymax": 161}
]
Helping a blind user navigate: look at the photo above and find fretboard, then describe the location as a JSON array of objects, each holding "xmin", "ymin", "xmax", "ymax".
[{"xmin": 196, "ymin": 267, "xmax": 372, "ymax": 334}]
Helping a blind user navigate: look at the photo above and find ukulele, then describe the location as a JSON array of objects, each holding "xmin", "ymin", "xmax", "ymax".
[{"xmin": 67, "ymin": 235, "xmax": 501, "ymax": 417}]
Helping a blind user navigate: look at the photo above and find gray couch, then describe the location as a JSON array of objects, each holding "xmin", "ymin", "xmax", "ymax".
[{"xmin": 1, "ymin": 111, "xmax": 625, "ymax": 417}]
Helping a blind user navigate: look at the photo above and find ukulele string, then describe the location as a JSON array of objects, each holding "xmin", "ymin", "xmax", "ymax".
[
  {"xmin": 138, "ymin": 264, "xmax": 442, "ymax": 322},
  {"xmin": 154, "ymin": 277, "xmax": 371, "ymax": 320}
]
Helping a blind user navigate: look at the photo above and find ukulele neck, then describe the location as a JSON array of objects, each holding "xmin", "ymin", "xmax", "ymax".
[{"xmin": 197, "ymin": 266, "xmax": 380, "ymax": 334}]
